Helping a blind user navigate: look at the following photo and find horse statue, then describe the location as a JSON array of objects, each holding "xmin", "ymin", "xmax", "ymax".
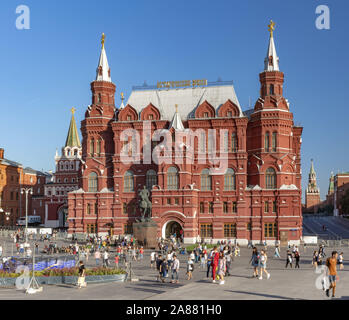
[{"xmin": 138, "ymin": 186, "xmax": 152, "ymax": 221}]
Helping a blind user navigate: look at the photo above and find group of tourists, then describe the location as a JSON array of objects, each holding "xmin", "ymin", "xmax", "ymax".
[{"xmin": 151, "ymin": 241, "xmax": 242, "ymax": 285}]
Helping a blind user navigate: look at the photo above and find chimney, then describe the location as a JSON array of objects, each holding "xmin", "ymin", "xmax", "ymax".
[{"xmin": 0, "ymin": 148, "xmax": 4, "ymax": 160}]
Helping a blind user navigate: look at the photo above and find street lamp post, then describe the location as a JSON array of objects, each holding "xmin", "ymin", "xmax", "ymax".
[{"xmin": 21, "ymin": 187, "xmax": 33, "ymax": 244}]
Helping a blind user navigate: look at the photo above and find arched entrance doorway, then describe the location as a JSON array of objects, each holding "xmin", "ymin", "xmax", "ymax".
[
  {"xmin": 58, "ymin": 206, "xmax": 68, "ymax": 229},
  {"xmin": 163, "ymin": 221, "xmax": 183, "ymax": 239}
]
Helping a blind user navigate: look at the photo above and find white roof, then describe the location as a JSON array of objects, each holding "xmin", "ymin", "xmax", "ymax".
[
  {"xmin": 126, "ymin": 84, "xmax": 243, "ymax": 121},
  {"xmin": 264, "ymin": 36, "xmax": 279, "ymax": 71},
  {"xmin": 96, "ymin": 46, "xmax": 111, "ymax": 82}
]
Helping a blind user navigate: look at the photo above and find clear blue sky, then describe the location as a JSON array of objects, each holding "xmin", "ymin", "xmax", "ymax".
[{"xmin": 0, "ymin": 0, "xmax": 348, "ymax": 201}]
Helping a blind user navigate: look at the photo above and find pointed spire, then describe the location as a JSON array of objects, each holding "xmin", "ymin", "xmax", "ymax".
[
  {"xmin": 120, "ymin": 92, "xmax": 125, "ymax": 109},
  {"xmin": 65, "ymin": 107, "xmax": 81, "ymax": 148},
  {"xmin": 310, "ymin": 159, "xmax": 315, "ymax": 175},
  {"xmin": 169, "ymin": 104, "xmax": 184, "ymax": 131},
  {"xmin": 328, "ymin": 171, "xmax": 334, "ymax": 194},
  {"xmin": 96, "ymin": 33, "xmax": 111, "ymax": 82},
  {"xmin": 264, "ymin": 20, "xmax": 280, "ymax": 71},
  {"xmin": 307, "ymin": 159, "xmax": 319, "ymax": 193}
]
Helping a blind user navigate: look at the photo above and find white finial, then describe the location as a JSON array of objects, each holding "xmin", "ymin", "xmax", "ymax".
[
  {"xmin": 96, "ymin": 33, "xmax": 111, "ymax": 82},
  {"xmin": 264, "ymin": 21, "xmax": 280, "ymax": 71}
]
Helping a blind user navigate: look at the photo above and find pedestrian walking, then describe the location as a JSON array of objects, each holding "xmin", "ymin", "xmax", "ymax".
[
  {"xmin": 217, "ymin": 252, "xmax": 226, "ymax": 285},
  {"xmin": 200, "ymin": 253, "xmax": 206, "ymax": 269},
  {"xmin": 312, "ymin": 251, "xmax": 318, "ymax": 269},
  {"xmin": 103, "ymin": 250, "xmax": 109, "ymax": 267},
  {"xmin": 159, "ymin": 258, "xmax": 167, "ymax": 283},
  {"xmin": 338, "ymin": 252, "xmax": 344, "ymax": 270},
  {"xmin": 225, "ymin": 250, "xmax": 232, "ymax": 276},
  {"xmin": 77, "ymin": 261, "xmax": 86, "ymax": 288},
  {"xmin": 211, "ymin": 247, "xmax": 220, "ymax": 283},
  {"xmin": 295, "ymin": 250, "xmax": 300, "ymax": 268},
  {"xmin": 114, "ymin": 255, "xmax": 119, "ymax": 268},
  {"xmin": 206, "ymin": 250, "xmax": 212, "ymax": 278},
  {"xmin": 156, "ymin": 254, "xmax": 163, "ymax": 282},
  {"xmin": 250, "ymin": 247, "xmax": 260, "ymax": 278},
  {"xmin": 94, "ymin": 249, "xmax": 101, "ymax": 266},
  {"xmin": 274, "ymin": 245, "xmax": 281, "ymax": 258},
  {"xmin": 150, "ymin": 251, "xmax": 156, "ymax": 269},
  {"xmin": 186, "ymin": 256, "xmax": 194, "ymax": 280},
  {"xmin": 171, "ymin": 255, "xmax": 180, "ymax": 284},
  {"xmin": 139, "ymin": 247, "xmax": 144, "ymax": 260},
  {"xmin": 285, "ymin": 250, "xmax": 293, "ymax": 268},
  {"xmin": 325, "ymin": 251, "xmax": 339, "ymax": 298},
  {"xmin": 259, "ymin": 250, "xmax": 270, "ymax": 280}
]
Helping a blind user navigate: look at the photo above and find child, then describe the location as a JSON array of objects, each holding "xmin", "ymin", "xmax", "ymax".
[{"xmin": 186, "ymin": 257, "xmax": 194, "ymax": 280}]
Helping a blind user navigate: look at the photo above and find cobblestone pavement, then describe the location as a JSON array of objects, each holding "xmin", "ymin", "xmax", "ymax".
[{"xmin": 0, "ymin": 238, "xmax": 348, "ymax": 300}]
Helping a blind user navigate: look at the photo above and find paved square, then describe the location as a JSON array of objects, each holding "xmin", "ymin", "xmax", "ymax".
[{"xmin": 0, "ymin": 240, "xmax": 348, "ymax": 300}]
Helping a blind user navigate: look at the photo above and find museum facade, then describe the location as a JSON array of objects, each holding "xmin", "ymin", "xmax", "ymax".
[{"xmin": 68, "ymin": 24, "xmax": 303, "ymax": 244}]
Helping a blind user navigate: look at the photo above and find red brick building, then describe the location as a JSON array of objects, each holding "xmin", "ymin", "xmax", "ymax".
[
  {"xmin": 0, "ymin": 148, "xmax": 49, "ymax": 226},
  {"xmin": 68, "ymin": 24, "xmax": 303, "ymax": 244},
  {"xmin": 326, "ymin": 172, "xmax": 349, "ymax": 216},
  {"xmin": 40, "ymin": 109, "xmax": 82, "ymax": 228}
]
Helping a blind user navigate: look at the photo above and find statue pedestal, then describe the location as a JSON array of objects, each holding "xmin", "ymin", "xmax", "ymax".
[{"xmin": 133, "ymin": 220, "xmax": 158, "ymax": 249}]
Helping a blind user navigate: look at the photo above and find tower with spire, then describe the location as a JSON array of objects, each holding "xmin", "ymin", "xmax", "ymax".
[
  {"xmin": 44, "ymin": 108, "xmax": 82, "ymax": 228},
  {"xmin": 247, "ymin": 20, "xmax": 303, "ymax": 241},
  {"xmin": 79, "ymin": 33, "xmax": 117, "ymax": 195},
  {"xmin": 305, "ymin": 159, "xmax": 321, "ymax": 213},
  {"xmin": 247, "ymin": 20, "xmax": 303, "ymax": 189}
]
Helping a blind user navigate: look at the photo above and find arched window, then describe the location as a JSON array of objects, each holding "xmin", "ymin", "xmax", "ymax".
[
  {"xmin": 90, "ymin": 139, "xmax": 95, "ymax": 155},
  {"xmin": 224, "ymin": 168, "xmax": 236, "ymax": 191},
  {"xmin": 124, "ymin": 170, "xmax": 134, "ymax": 192},
  {"xmin": 167, "ymin": 167, "xmax": 179, "ymax": 190},
  {"xmin": 231, "ymin": 133, "xmax": 237, "ymax": 152},
  {"xmin": 265, "ymin": 132, "xmax": 270, "ymax": 152},
  {"xmin": 98, "ymin": 93, "xmax": 102, "ymax": 103},
  {"xmin": 201, "ymin": 169, "xmax": 212, "ymax": 191},
  {"xmin": 269, "ymin": 84, "xmax": 274, "ymax": 95},
  {"xmin": 272, "ymin": 132, "xmax": 277, "ymax": 152},
  {"xmin": 88, "ymin": 172, "xmax": 98, "ymax": 192},
  {"xmin": 265, "ymin": 167, "xmax": 276, "ymax": 189},
  {"xmin": 146, "ymin": 170, "xmax": 157, "ymax": 190},
  {"xmin": 96, "ymin": 139, "xmax": 101, "ymax": 156}
]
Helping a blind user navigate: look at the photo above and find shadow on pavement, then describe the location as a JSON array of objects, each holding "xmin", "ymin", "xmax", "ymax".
[
  {"xmin": 124, "ymin": 286, "xmax": 165, "ymax": 295},
  {"xmin": 226, "ymin": 290, "xmax": 301, "ymax": 300}
]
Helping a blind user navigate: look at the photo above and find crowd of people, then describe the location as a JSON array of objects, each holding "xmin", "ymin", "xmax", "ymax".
[
  {"xmin": 152, "ymin": 241, "xmax": 242, "ymax": 285},
  {"xmin": 2, "ymin": 229, "xmax": 346, "ymax": 297}
]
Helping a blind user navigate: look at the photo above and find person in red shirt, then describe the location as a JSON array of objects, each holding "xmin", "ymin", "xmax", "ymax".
[
  {"xmin": 114, "ymin": 255, "xmax": 119, "ymax": 268},
  {"xmin": 211, "ymin": 247, "xmax": 220, "ymax": 283}
]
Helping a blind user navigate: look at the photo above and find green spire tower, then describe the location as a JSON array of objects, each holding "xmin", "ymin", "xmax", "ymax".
[{"xmin": 65, "ymin": 107, "xmax": 81, "ymax": 148}]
